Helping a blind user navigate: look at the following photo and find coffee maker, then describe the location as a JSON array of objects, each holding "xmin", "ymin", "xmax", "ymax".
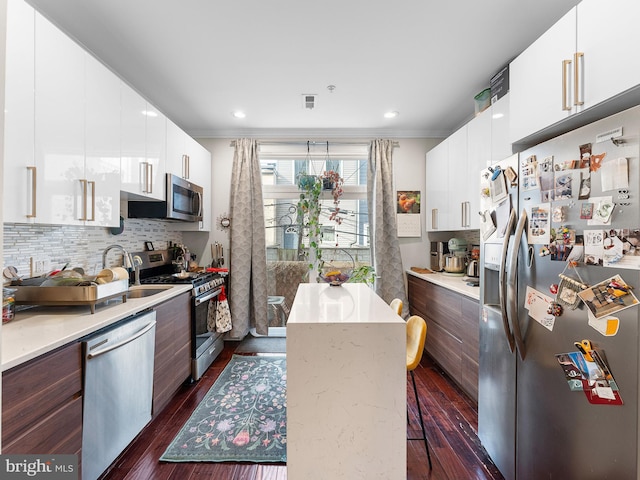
[{"xmin": 429, "ymin": 241, "xmax": 449, "ymax": 271}]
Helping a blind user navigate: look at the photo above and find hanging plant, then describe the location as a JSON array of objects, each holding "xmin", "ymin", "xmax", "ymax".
[
  {"xmin": 322, "ymin": 170, "xmax": 344, "ymax": 224},
  {"xmin": 296, "ymin": 170, "xmax": 345, "ymax": 270}
]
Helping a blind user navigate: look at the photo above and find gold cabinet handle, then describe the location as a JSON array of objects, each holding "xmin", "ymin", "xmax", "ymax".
[
  {"xmin": 432, "ymin": 208, "xmax": 438, "ymax": 230},
  {"xmin": 27, "ymin": 166, "xmax": 37, "ymax": 218},
  {"xmin": 88, "ymin": 181, "xmax": 96, "ymax": 221},
  {"xmin": 79, "ymin": 179, "xmax": 88, "ymax": 221},
  {"xmin": 182, "ymin": 154, "xmax": 190, "ymax": 179},
  {"xmin": 574, "ymin": 52, "xmax": 584, "ymax": 106},
  {"xmin": 562, "ymin": 59, "xmax": 572, "ymax": 111}
]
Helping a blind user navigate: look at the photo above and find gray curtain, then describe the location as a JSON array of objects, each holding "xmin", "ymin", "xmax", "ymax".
[
  {"xmin": 228, "ymin": 139, "xmax": 269, "ymax": 338},
  {"xmin": 367, "ymin": 139, "xmax": 408, "ymax": 316}
]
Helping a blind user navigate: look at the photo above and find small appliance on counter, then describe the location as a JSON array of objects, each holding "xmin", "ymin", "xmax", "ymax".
[
  {"xmin": 442, "ymin": 237, "xmax": 468, "ymax": 276},
  {"xmin": 430, "ymin": 241, "xmax": 449, "ymax": 272},
  {"xmin": 464, "ymin": 245, "xmax": 480, "ymax": 286}
]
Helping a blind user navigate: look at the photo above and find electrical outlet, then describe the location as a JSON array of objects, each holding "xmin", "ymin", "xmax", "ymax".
[{"xmin": 30, "ymin": 257, "xmax": 50, "ymax": 277}]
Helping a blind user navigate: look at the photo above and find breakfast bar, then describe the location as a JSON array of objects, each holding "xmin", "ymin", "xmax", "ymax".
[{"xmin": 286, "ymin": 283, "xmax": 406, "ymax": 480}]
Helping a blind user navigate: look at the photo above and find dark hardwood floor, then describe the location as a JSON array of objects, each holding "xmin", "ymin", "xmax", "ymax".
[{"xmin": 102, "ymin": 342, "xmax": 504, "ymax": 480}]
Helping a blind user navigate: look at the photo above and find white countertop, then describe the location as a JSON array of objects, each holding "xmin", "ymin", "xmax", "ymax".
[
  {"xmin": 2, "ymin": 284, "xmax": 193, "ymax": 372},
  {"xmin": 288, "ymin": 283, "xmax": 406, "ymax": 325},
  {"xmin": 407, "ymin": 270, "xmax": 480, "ymax": 300}
]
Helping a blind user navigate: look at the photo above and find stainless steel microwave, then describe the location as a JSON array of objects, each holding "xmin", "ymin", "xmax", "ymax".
[{"xmin": 128, "ymin": 174, "xmax": 203, "ymax": 222}]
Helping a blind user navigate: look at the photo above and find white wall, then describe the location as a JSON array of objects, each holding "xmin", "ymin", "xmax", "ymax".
[{"xmin": 193, "ymin": 137, "xmax": 441, "ymax": 275}]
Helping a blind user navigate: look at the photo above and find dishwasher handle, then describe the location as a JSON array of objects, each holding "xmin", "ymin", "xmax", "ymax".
[{"xmin": 87, "ymin": 320, "xmax": 156, "ymax": 359}]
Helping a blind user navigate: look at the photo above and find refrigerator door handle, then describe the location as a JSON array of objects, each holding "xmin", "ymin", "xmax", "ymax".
[
  {"xmin": 499, "ymin": 208, "xmax": 517, "ymax": 353},
  {"xmin": 508, "ymin": 208, "xmax": 528, "ymax": 361}
]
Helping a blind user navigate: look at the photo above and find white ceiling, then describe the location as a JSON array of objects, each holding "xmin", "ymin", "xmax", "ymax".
[{"xmin": 26, "ymin": 0, "xmax": 577, "ymax": 139}]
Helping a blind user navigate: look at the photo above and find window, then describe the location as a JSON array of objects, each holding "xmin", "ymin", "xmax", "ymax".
[{"xmin": 260, "ymin": 143, "xmax": 371, "ymax": 269}]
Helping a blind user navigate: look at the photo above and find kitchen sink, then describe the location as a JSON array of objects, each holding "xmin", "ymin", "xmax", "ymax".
[{"xmin": 126, "ymin": 287, "xmax": 172, "ymax": 299}]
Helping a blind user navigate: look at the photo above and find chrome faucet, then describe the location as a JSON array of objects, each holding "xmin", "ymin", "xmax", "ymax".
[{"xmin": 102, "ymin": 244, "xmax": 133, "ymax": 270}]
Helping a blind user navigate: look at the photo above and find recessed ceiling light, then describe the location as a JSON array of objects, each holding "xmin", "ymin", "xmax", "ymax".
[
  {"xmin": 492, "ymin": 113, "xmax": 504, "ymax": 119},
  {"xmin": 233, "ymin": 111, "xmax": 246, "ymax": 119},
  {"xmin": 384, "ymin": 111, "xmax": 399, "ymax": 119},
  {"xmin": 141, "ymin": 110, "xmax": 158, "ymax": 117}
]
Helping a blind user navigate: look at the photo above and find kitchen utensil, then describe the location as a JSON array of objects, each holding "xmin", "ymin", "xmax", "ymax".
[
  {"xmin": 111, "ymin": 267, "xmax": 130, "ymax": 281},
  {"xmin": 467, "ymin": 259, "xmax": 479, "ymax": 278},
  {"xmin": 3, "ymin": 266, "xmax": 19, "ymax": 281},
  {"xmin": 96, "ymin": 268, "xmax": 116, "ymax": 284},
  {"xmin": 3, "ymin": 287, "xmax": 17, "ymax": 323},
  {"xmin": 443, "ymin": 253, "xmax": 467, "ymax": 274}
]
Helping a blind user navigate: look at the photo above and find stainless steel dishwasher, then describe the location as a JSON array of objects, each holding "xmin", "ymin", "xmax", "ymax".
[{"xmin": 82, "ymin": 310, "xmax": 156, "ymax": 480}]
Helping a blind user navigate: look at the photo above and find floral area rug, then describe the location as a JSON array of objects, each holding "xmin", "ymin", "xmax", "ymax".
[{"xmin": 160, "ymin": 354, "xmax": 287, "ymax": 463}]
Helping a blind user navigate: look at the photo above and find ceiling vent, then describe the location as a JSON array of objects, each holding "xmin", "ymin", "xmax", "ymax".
[{"xmin": 302, "ymin": 94, "xmax": 317, "ymax": 110}]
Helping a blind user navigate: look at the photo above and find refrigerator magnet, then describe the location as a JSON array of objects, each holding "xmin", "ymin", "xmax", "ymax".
[{"xmin": 588, "ymin": 312, "xmax": 620, "ymax": 337}]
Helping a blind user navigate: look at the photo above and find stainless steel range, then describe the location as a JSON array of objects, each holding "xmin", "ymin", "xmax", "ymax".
[{"xmin": 133, "ymin": 250, "xmax": 226, "ymax": 381}]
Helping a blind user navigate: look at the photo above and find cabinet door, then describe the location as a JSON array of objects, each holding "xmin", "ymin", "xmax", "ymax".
[
  {"xmin": 466, "ymin": 115, "xmax": 491, "ymax": 230},
  {"xmin": 166, "ymin": 118, "xmax": 188, "ymax": 178},
  {"xmin": 447, "ymin": 126, "xmax": 468, "ymax": 230},
  {"xmin": 120, "ymin": 82, "xmax": 148, "ymax": 198},
  {"xmin": 4, "ymin": 0, "xmax": 35, "ymax": 223},
  {"xmin": 153, "ymin": 292, "xmax": 191, "ymax": 416},
  {"xmin": 490, "ymin": 94, "xmax": 512, "ymax": 164},
  {"xmin": 2, "ymin": 342, "xmax": 82, "ymax": 453},
  {"xmin": 577, "ymin": 0, "xmax": 640, "ymax": 111},
  {"xmin": 425, "ymin": 141, "xmax": 449, "ymax": 231},
  {"xmin": 509, "ymin": 7, "xmax": 577, "ymax": 143},
  {"xmin": 35, "ymin": 12, "xmax": 86, "ymax": 225},
  {"xmin": 180, "ymin": 137, "xmax": 212, "ymax": 231},
  {"xmin": 144, "ymin": 103, "xmax": 167, "ymax": 200},
  {"xmin": 85, "ymin": 54, "xmax": 121, "ymax": 226}
]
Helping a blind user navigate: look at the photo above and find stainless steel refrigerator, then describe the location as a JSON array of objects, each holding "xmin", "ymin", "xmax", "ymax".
[{"xmin": 478, "ymin": 105, "xmax": 640, "ymax": 480}]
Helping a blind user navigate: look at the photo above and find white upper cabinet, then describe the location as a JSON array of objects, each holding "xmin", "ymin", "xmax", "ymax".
[
  {"xmin": 85, "ymin": 54, "xmax": 121, "ymax": 226},
  {"xmin": 144, "ymin": 102, "xmax": 167, "ymax": 200},
  {"xmin": 4, "ymin": 7, "xmax": 120, "ymax": 227},
  {"xmin": 425, "ymin": 140, "xmax": 449, "ymax": 231},
  {"xmin": 490, "ymin": 94, "xmax": 512, "ymax": 164},
  {"xmin": 426, "ymin": 96, "xmax": 511, "ymax": 232},
  {"xmin": 576, "ymin": 0, "xmax": 640, "ymax": 111},
  {"xmin": 34, "ymin": 11, "xmax": 86, "ymax": 225},
  {"xmin": 509, "ymin": 7, "xmax": 577, "ymax": 143},
  {"xmin": 510, "ymin": 0, "xmax": 640, "ymax": 143},
  {"xmin": 4, "ymin": 0, "xmax": 35, "ymax": 223},
  {"xmin": 180, "ymin": 136, "xmax": 212, "ymax": 231},
  {"xmin": 120, "ymin": 83, "xmax": 166, "ymax": 201},
  {"xmin": 448, "ymin": 126, "xmax": 472, "ymax": 230},
  {"xmin": 166, "ymin": 118, "xmax": 190, "ymax": 179}
]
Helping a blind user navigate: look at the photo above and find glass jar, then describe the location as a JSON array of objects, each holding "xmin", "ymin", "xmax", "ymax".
[{"xmin": 3, "ymin": 287, "xmax": 17, "ymax": 323}]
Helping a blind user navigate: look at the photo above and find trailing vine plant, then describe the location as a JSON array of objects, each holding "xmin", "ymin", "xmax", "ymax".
[{"xmin": 296, "ymin": 170, "xmax": 345, "ymax": 270}]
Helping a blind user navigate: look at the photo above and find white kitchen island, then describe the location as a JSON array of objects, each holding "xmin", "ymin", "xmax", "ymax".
[{"xmin": 286, "ymin": 283, "xmax": 406, "ymax": 480}]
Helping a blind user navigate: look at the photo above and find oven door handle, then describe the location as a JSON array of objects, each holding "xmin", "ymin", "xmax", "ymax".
[{"xmin": 195, "ymin": 288, "xmax": 222, "ymax": 306}]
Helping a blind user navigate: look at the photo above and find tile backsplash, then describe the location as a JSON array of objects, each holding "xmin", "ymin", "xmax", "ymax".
[{"xmin": 3, "ymin": 220, "xmax": 184, "ymax": 278}]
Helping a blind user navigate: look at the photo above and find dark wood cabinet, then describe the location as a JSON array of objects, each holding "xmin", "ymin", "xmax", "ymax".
[
  {"xmin": 407, "ymin": 274, "xmax": 479, "ymax": 402},
  {"xmin": 2, "ymin": 342, "xmax": 83, "ymax": 455},
  {"xmin": 152, "ymin": 290, "xmax": 192, "ymax": 416}
]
